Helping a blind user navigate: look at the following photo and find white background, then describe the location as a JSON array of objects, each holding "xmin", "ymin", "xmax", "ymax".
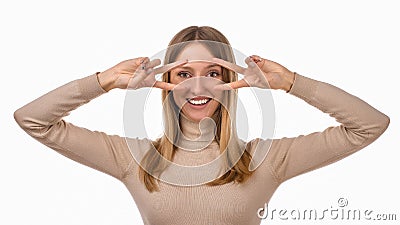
[{"xmin": 1, "ymin": 0, "xmax": 398, "ymax": 224}]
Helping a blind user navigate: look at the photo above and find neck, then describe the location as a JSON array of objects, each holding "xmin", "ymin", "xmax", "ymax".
[{"xmin": 176, "ymin": 110, "xmax": 220, "ymax": 151}]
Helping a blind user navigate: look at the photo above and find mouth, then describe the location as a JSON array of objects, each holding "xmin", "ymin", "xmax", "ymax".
[{"xmin": 186, "ymin": 96, "xmax": 212, "ymax": 106}]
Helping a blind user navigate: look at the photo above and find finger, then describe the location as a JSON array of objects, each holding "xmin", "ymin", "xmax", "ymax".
[
  {"xmin": 214, "ymin": 83, "xmax": 233, "ymax": 91},
  {"xmin": 121, "ymin": 57, "xmax": 148, "ymax": 71},
  {"xmin": 152, "ymin": 59, "xmax": 188, "ymax": 75},
  {"xmin": 134, "ymin": 57, "xmax": 149, "ymax": 66},
  {"xmin": 229, "ymin": 79, "xmax": 250, "ymax": 89},
  {"xmin": 249, "ymin": 55, "xmax": 263, "ymax": 63},
  {"xmin": 250, "ymin": 55, "xmax": 268, "ymax": 68},
  {"xmin": 138, "ymin": 59, "xmax": 161, "ymax": 74},
  {"xmin": 215, "ymin": 79, "xmax": 249, "ymax": 90},
  {"xmin": 144, "ymin": 58, "xmax": 161, "ymax": 69},
  {"xmin": 211, "ymin": 58, "xmax": 246, "ymax": 74},
  {"xmin": 153, "ymin": 81, "xmax": 176, "ymax": 90},
  {"xmin": 136, "ymin": 57, "xmax": 150, "ymax": 68},
  {"xmin": 245, "ymin": 57, "xmax": 257, "ymax": 68}
]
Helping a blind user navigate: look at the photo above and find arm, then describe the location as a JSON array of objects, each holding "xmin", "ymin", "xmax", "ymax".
[
  {"xmin": 14, "ymin": 57, "xmax": 187, "ymax": 181},
  {"xmin": 266, "ymin": 73, "xmax": 390, "ymax": 184},
  {"xmin": 14, "ymin": 73, "xmax": 135, "ymax": 181},
  {"xmin": 211, "ymin": 56, "xmax": 390, "ymax": 184}
]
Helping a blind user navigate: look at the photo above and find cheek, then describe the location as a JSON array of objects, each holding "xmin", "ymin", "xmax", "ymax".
[
  {"xmin": 172, "ymin": 92, "xmax": 185, "ymax": 109},
  {"xmin": 170, "ymin": 78, "xmax": 187, "ymax": 107},
  {"xmin": 169, "ymin": 72, "xmax": 183, "ymax": 85},
  {"xmin": 169, "ymin": 76, "xmax": 178, "ymax": 85},
  {"xmin": 209, "ymin": 99, "xmax": 220, "ymax": 110}
]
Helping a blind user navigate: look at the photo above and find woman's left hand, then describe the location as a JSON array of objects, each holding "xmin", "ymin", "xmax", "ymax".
[{"xmin": 212, "ymin": 55, "xmax": 295, "ymax": 91}]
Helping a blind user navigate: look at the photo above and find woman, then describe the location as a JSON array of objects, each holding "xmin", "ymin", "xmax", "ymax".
[{"xmin": 14, "ymin": 26, "xmax": 390, "ymax": 225}]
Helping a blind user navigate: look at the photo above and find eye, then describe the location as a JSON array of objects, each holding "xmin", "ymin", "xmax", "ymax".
[
  {"xmin": 207, "ymin": 71, "xmax": 220, "ymax": 78},
  {"xmin": 177, "ymin": 71, "xmax": 191, "ymax": 78}
]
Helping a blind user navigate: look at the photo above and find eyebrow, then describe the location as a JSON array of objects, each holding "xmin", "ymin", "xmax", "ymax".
[{"xmin": 178, "ymin": 63, "xmax": 220, "ymax": 70}]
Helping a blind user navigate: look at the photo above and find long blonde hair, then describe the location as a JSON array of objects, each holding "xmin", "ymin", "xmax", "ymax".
[{"xmin": 138, "ymin": 26, "xmax": 254, "ymax": 192}]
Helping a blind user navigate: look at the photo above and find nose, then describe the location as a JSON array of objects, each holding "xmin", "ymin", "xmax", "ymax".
[{"xmin": 191, "ymin": 77, "xmax": 204, "ymax": 96}]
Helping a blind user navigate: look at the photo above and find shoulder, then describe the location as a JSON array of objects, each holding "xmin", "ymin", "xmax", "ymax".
[
  {"xmin": 124, "ymin": 136, "xmax": 155, "ymax": 159},
  {"xmin": 242, "ymin": 137, "xmax": 295, "ymax": 167}
]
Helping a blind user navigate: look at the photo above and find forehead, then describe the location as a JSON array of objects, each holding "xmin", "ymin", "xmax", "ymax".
[
  {"xmin": 175, "ymin": 43, "xmax": 214, "ymax": 61},
  {"xmin": 174, "ymin": 62, "xmax": 221, "ymax": 72}
]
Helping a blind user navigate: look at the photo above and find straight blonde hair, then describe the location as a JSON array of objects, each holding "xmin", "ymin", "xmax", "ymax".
[{"xmin": 138, "ymin": 26, "xmax": 254, "ymax": 192}]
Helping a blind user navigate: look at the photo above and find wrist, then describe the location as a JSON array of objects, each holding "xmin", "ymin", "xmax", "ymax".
[
  {"xmin": 97, "ymin": 70, "xmax": 116, "ymax": 92},
  {"xmin": 282, "ymin": 71, "xmax": 295, "ymax": 92}
]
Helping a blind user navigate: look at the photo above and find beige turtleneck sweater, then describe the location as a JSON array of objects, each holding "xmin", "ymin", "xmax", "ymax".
[{"xmin": 14, "ymin": 72, "xmax": 389, "ymax": 225}]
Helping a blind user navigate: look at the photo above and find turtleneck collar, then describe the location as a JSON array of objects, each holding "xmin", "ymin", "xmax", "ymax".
[{"xmin": 176, "ymin": 109, "xmax": 220, "ymax": 151}]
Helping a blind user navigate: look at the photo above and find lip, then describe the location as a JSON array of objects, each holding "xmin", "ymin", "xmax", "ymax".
[{"xmin": 186, "ymin": 96, "xmax": 212, "ymax": 109}]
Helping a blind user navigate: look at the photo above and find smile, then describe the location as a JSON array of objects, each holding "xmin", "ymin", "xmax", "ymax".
[{"xmin": 186, "ymin": 96, "xmax": 212, "ymax": 106}]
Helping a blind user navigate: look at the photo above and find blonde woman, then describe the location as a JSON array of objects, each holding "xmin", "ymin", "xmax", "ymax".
[{"xmin": 14, "ymin": 26, "xmax": 390, "ymax": 225}]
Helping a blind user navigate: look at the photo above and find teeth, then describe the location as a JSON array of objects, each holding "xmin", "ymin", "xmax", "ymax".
[{"xmin": 188, "ymin": 98, "xmax": 210, "ymax": 105}]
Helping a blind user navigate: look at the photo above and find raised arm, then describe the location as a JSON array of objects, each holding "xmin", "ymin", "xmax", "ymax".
[
  {"xmin": 14, "ymin": 73, "xmax": 134, "ymax": 181},
  {"xmin": 212, "ymin": 56, "xmax": 390, "ymax": 184},
  {"xmin": 266, "ymin": 73, "xmax": 390, "ymax": 183},
  {"xmin": 14, "ymin": 57, "xmax": 187, "ymax": 181}
]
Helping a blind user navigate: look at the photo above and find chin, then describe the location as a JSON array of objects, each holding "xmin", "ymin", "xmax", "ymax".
[{"xmin": 184, "ymin": 113, "xmax": 211, "ymax": 123}]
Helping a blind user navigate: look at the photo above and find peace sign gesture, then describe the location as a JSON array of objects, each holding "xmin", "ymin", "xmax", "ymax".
[
  {"xmin": 212, "ymin": 55, "xmax": 295, "ymax": 91},
  {"xmin": 98, "ymin": 57, "xmax": 187, "ymax": 91},
  {"xmin": 127, "ymin": 58, "xmax": 188, "ymax": 90}
]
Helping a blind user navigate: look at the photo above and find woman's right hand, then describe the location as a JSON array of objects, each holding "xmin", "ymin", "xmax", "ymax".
[{"xmin": 97, "ymin": 57, "xmax": 187, "ymax": 91}]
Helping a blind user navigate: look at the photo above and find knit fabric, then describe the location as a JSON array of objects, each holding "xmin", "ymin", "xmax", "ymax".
[{"xmin": 14, "ymin": 73, "xmax": 389, "ymax": 225}]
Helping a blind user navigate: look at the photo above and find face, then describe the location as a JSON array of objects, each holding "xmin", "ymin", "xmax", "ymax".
[{"xmin": 169, "ymin": 43, "xmax": 224, "ymax": 123}]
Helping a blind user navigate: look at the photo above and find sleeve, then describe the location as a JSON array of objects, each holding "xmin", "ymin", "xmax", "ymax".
[
  {"xmin": 263, "ymin": 73, "xmax": 390, "ymax": 184},
  {"xmin": 14, "ymin": 73, "xmax": 136, "ymax": 181}
]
